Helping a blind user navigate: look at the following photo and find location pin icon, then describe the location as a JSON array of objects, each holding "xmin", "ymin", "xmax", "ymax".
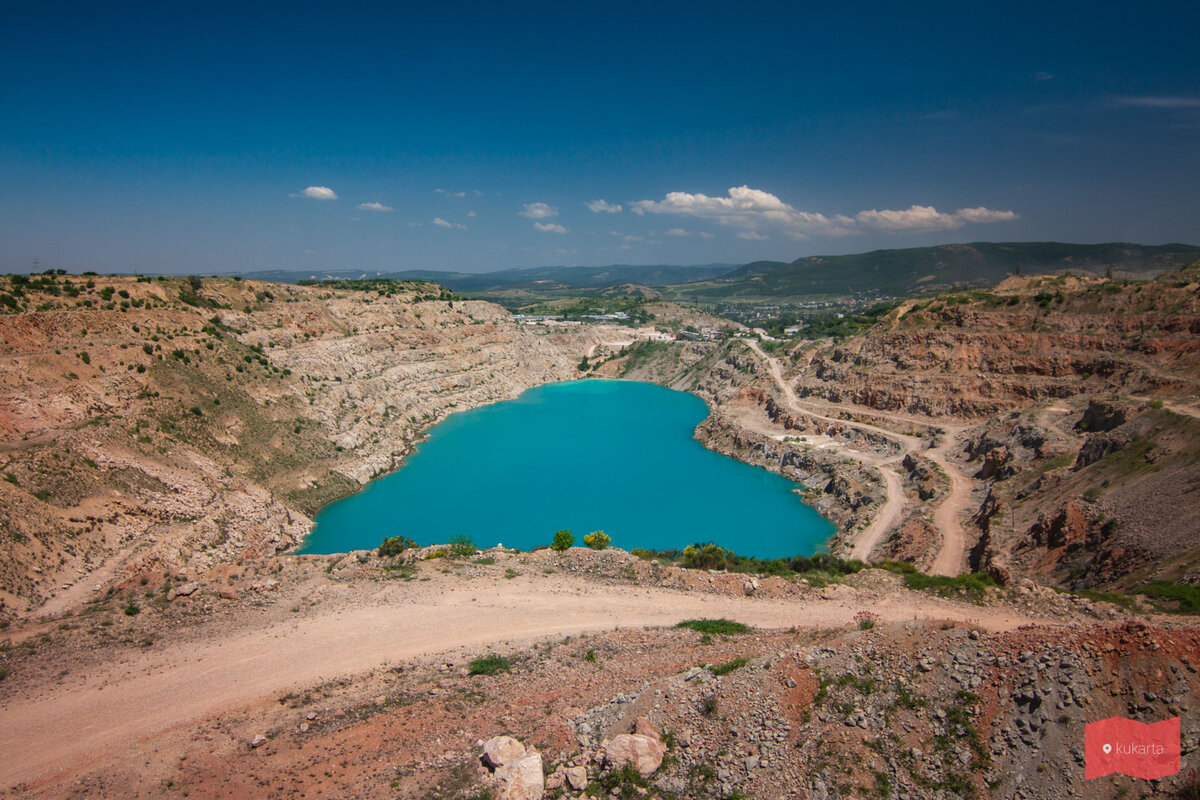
[{"xmin": 1102, "ymin": 743, "xmax": 1113, "ymax": 755}]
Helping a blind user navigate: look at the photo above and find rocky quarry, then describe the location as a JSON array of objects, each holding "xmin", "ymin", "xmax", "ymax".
[{"xmin": 0, "ymin": 266, "xmax": 1198, "ymax": 800}]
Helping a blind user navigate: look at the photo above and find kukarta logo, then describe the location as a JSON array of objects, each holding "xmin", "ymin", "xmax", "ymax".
[{"xmin": 1085, "ymin": 717, "xmax": 1181, "ymax": 780}]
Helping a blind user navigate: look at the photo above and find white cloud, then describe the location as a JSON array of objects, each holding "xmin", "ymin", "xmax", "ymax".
[
  {"xmin": 435, "ymin": 188, "xmax": 467, "ymax": 198},
  {"xmin": 467, "ymin": 210, "xmax": 477, "ymax": 217},
  {"xmin": 698, "ymin": 232, "xmax": 716, "ymax": 239},
  {"xmin": 291, "ymin": 186, "xmax": 338, "ymax": 200},
  {"xmin": 954, "ymin": 207, "xmax": 1019, "ymax": 224},
  {"xmin": 854, "ymin": 205, "xmax": 960, "ymax": 231},
  {"xmin": 665, "ymin": 228, "xmax": 691, "ymax": 236},
  {"xmin": 586, "ymin": 199, "xmax": 622, "ymax": 213},
  {"xmin": 855, "ymin": 205, "xmax": 1019, "ymax": 231},
  {"xmin": 632, "ymin": 185, "xmax": 1017, "ymax": 237},
  {"xmin": 622, "ymin": 234, "xmax": 643, "ymax": 243},
  {"xmin": 432, "ymin": 217, "xmax": 467, "ymax": 230},
  {"xmin": 631, "ymin": 185, "xmax": 853, "ymax": 236},
  {"xmin": 357, "ymin": 201, "xmax": 393, "ymax": 212},
  {"xmin": 1112, "ymin": 96, "xmax": 1200, "ymax": 109},
  {"xmin": 533, "ymin": 222, "xmax": 568, "ymax": 234},
  {"xmin": 520, "ymin": 202, "xmax": 558, "ymax": 219},
  {"xmin": 737, "ymin": 231, "xmax": 769, "ymax": 240}
]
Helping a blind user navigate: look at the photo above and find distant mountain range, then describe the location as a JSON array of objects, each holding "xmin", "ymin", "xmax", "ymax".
[
  {"xmin": 236, "ymin": 242, "xmax": 1200, "ymax": 304},
  {"xmin": 660, "ymin": 242, "xmax": 1200, "ymax": 303},
  {"xmin": 237, "ymin": 264, "xmax": 736, "ymax": 291}
]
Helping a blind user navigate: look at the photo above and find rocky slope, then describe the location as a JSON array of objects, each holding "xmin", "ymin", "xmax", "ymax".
[
  {"xmin": 2, "ymin": 545, "xmax": 1194, "ymax": 800},
  {"xmin": 0, "ymin": 274, "xmax": 605, "ymax": 616}
]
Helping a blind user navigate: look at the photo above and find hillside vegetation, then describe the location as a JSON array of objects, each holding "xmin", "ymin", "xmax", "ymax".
[
  {"xmin": 0, "ymin": 274, "xmax": 599, "ymax": 616},
  {"xmin": 659, "ymin": 241, "xmax": 1200, "ymax": 303}
]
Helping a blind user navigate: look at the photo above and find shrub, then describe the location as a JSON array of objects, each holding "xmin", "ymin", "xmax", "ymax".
[
  {"xmin": 551, "ymin": 529, "xmax": 574, "ymax": 551},
  {"xmin": 447, "ymin": 535, "xmax": 477, "ymax": 558},
  {"xmin": 124, "ymin": 599, "xmax": 140, "ymax": 616},
  {"xmin": 681, "ymin": 542, "xmax": 728, "ymax": 570},
  {"xmin": 895, "ymin": 569, "xmax": 996, "ymax": 602},
  {"xmin": 675, "ymin": 618, "xmax": 750, "ymax": 636},
  {"xmin": 583, "ymin": 530, "xmax": 611, "ymax": 550},
  {"xmin": 855, "ymin": 610, "xmax": 878, "ymax": 630},
  {"xmin": 468, "ymin": 654, "xmax": 511, "ymax": 675},
  {"xmin": 378, "ymin": 536, "xmax": 416, "ymax": 557}
]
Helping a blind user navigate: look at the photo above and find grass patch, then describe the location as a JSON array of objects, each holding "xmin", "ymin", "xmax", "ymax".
[
  {"xmin": 710, "ymin": 657, "xmax": 750, "ymax": 676},
  {"xmin": 675, "ymin": 618, "xmax": 750, "ymax": 636},
  {"xmin": 468, "ymin": 654, "xmax": 511, "ymax": 676},
  {"xmin": 883, "ymin": 564, "xmax": 995, "ymax": 602},
  {"xmin": 1135, "ymin": 581, "xmax": 1200, "ymax": 614},
  {"xmin": 472, "ymin": 556, "xmax": 495, "ymax": 566}
]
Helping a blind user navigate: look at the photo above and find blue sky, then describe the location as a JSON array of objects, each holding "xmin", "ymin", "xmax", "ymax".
[{"xmin": 2, "ymin": 1, "xmax": 1198, "ymax": 274}]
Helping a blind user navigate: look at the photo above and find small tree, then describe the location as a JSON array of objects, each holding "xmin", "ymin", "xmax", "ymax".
[
  {"xmin": 583, "ymin": 530, "xmax": 611, "ymax": 550},
  {"xmin": 448, "ymin": 535, "xmax": 477, "ymax": 558},
  {"xmin": 378, "ymin": 536, "xmax": 416, "ymax": 557},
  {"xmin": 551, "ymin": 529, "xmax": 574, "ymax": 551}
]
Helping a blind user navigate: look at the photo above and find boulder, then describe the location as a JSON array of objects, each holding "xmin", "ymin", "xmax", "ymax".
[
  {"xmin": 564, "ymin": 765, "xmax": 588, "ymax": 791},
  {"xmin": 603, "ymin": 733, "xmax": 666, "ymax": 777},
  {"xmin": 249, "ymin": 734, "xmax": 268, "ymax": 748},
  {"xmin": 634, "ymin": 716, "xmax": 661, "ymax": 741},
  {"xmin": 496, "ymin": 752, "xmax": 544, "ymax": 800},
  {"xmin": 481, "ymin": 735, "xmax": 526, "ymax": 770}
]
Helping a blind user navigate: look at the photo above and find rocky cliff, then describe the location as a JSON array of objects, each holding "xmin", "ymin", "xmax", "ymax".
[{"xmin": 0, "ymin": 275, "xmax": 603, "ymax": 616}]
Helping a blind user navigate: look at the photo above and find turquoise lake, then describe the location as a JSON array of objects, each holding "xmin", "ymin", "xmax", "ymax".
[{"xmin": 300, "ymin": 379, "xmax": 835, "ymax": 558}]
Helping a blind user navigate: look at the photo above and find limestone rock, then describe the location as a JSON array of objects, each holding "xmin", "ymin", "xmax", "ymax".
[
  {"xmin": 564, "ymin": 765, "xmax": 588, "ymax": 791},
  {"xmin": 633, "ymin": 716, "xmax": 661, "ymax": 741},
  {"xmin": 603, "ymin": 733, "xmax": 666, "ymax": 776},
  {"xmin": 496, "ymin": 752, "xmax": 544, "ymax": 800},
  {"xmin": 481, "ymin": 735, "xmax": 526, "ymax": 770}
]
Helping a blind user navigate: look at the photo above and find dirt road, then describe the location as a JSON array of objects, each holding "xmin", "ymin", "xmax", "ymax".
[
  {"xmin": 0, "ymin": 571, "xmax": 1040, "ymax": 789},
  {"xmin": 744, "ymin": 340, "xmax": 970, "ymax": 574}
]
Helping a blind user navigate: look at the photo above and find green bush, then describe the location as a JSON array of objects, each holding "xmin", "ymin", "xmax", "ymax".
[
  {"xmin": 378, "ymin": 536, "xmax": 416, "ymax": 557},
  {"xmin": 675, "ymin": 618, "xmax": 750, "ymax": 636},
  {"xmin": 448, "ymin": 535, "xmax": 477, "ymax": 558},
  {"xmin": 894, "ymin": 569, "xmax": 996, "ymax": 601},
  {"xmin": 583, "ymin": 530, "xmax": 611, "ymax": 550},
  {"xmin": 681, "ymin": 542, "xmax": 728, "ymax": 570},
  {"xmin": 551, "ymin": 529, "xmax": 574, "ymax": 551},
  {"xmin": 468, "ymin": 653, "xmax": 511, "ymax": 675}
]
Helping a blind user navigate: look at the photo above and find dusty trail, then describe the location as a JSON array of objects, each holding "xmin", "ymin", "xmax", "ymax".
[
  {"xmin": 0, "ymin": 574, "xmax": 1040, "ymax": 789},
  {"xmin": 744, "ymin": 340, "xmax": 970, "ymax": 574}
]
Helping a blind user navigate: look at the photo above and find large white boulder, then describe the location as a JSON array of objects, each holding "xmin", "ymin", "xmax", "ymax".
[
  {"xmin": 497, "ymin": 752, "xmax": 544, "ymax": 800},
  {"xmin": 602, "ymin": 733, "xmax": 666, "ymax": 776},
  {"xmin": 481, "ymin": 735, "xmax": 526, "ymax": 770}
]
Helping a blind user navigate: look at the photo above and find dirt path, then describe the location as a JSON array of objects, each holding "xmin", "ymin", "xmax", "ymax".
[
  {"xmin": 743, "ymin": 340, "xmax": 971, "ymax": 574},
  {"xmin": 849, "ymin": 456, "xmax": 906, "ymax": 561},
  {"xmin": 0, "ymin": 574, "xmax": 1042, "ymax": 789},
  {"xmin": 927, "ymin": 436, "xmax": 971, "ymax": 576}
]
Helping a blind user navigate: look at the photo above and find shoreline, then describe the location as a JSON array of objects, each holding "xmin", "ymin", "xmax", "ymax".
[{"xmin": 296, "ymin": 375, "xmax": 841, "ymax": 561}]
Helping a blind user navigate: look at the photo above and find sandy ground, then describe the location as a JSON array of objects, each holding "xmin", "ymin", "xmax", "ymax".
[{"xmin": 0, "ymin": 563, "xmax": 1044, "ymax": 791}]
